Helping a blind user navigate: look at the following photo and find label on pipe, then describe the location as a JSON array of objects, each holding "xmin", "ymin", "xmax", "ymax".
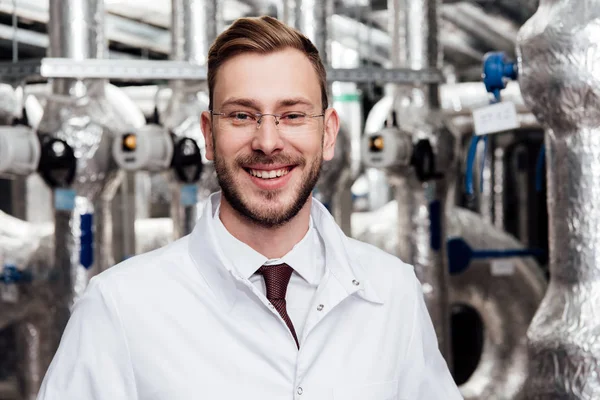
[
  {"xmin": 472, "ymin": 101, "xmax": 520, "ymax": 135},
  {"xmin": 491, "ymin": 259, "xmax": 515, "ymax": 276}
]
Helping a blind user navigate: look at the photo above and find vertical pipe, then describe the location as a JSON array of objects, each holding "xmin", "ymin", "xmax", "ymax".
[
  {"xmin": 477, "ymin": 138, "xmax": 494, "ymax": 224},
  {"xmin": 493, "ymin": 145, "xmax": 505, "ymax": 229},
  {"xmin": 389, "ymin": 0, "xmax": 452, "ymax": 362},
  {"xmin": 48, "ymin": 0, "xmax": 106, "ymax": 96},
  {"xmin": 32, "ymin": 1, "xmax": 114, "ymax": 397},
  {"xmin": 517, "ymin": 0, "xmax": 600, "ymax": 396},
  {"xmin": 297, "ymin": 0, "xmax": 332, "ymax": 67},
  {"xmin": 298, "ymin": 0, "xmax": 354, "ymax": 235},
  {"xmin": 169, "ymin": 0, "xmax": 219, "ymax": 238}
]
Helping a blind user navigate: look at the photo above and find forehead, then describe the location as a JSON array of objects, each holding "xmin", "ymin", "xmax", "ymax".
[{"xmin": 212, "ymin": 48, "xmax": 322, "ymax": 109}]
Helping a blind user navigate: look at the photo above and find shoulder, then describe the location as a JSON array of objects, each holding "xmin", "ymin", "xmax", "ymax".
[
  {"xmin": 345, "ymin": 236, "xmax": 419, "ymax": 297},
  {"xmin": 90, "ymin": 236, "xmax": 193, "ymax": 293}
]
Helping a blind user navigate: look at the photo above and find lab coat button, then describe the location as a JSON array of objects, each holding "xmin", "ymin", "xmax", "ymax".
[
  {"xmin": 317, "ymin": 304, "xmax": 324, "ymax": 311},
  {"xmin": 297, "ymin": 387, "xmax": 303, "ymax": 395},
  {"xmin": 352, "ymin": 279, "xmax": 360, "ymax": 286}
]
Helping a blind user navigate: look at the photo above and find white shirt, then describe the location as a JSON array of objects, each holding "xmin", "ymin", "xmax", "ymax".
[
  {"xmin": 37, "ymin": 192, "xmax": 463, "ymax": 400},
  {"xmin": 213, "ymin": 205, "xmax": 325, "ymax": 341}
]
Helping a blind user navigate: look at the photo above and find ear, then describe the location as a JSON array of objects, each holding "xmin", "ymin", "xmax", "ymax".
[
  {"xmin": 322, "ymin": 108, "xmax": 340, "ymax": 161},
  {"xmin": 200, "ymin": 111, "xmax": 215, "ymax": 161}
]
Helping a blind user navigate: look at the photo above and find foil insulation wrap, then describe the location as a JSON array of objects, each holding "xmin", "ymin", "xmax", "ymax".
[
  {"xmin": 391, "ymin": 109, "xmax": 457, "ymax": 362},
  {"xmin": 297, "ymin": 0, "xmax": 333, "ymax": 64},
  {"xmin": 352, "ymin": 202, "xmax": 546, "ymax": 399},
  {"xmin": 171, "ymin": 0, "xmax": 218, "ymax": 65},
  {"xmin": 517, "ymin": 1, "xmax": 600, "ymax": 397},
  {"xmin": 0, "ymin": 213, "xmax": 175, "ymax": 399},
  {"xmin": 0, "ymin": 84, "xmax": 17, "ymax": 124}
]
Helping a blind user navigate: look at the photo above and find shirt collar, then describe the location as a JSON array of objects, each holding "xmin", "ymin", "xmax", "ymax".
[
  {"xmin": 188, "ymin": 192, "xmax": 383, "ymax": 312},
  {"xmin": 212, "ymin": 204, "xmax": 318, "ymax": 285}
]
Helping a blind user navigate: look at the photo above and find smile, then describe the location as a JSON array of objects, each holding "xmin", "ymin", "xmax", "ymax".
[{"xmin": 246, "ymin": 167, "xmax": 292, "ymax": 179}]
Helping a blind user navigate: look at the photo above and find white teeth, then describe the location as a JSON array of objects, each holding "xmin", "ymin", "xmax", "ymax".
[{"xmin": 249, "ymin": 168, "xmax": 290, "ymax": 179}]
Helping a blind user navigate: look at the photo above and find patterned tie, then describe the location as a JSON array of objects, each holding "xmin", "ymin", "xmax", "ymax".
[{"xmin": 257, "ymin": 263, "xmax": 299, "ymax": 348}]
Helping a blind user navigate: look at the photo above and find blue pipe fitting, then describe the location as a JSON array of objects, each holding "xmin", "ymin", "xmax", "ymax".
[
  {"xmin": 482, "ymin": 52, "xmax": 518, "ymax": 103},
  {"xmin": 0, "ymin": 265, "xmax": 33, "ymax": 284},
  {"xmin": 447, "ymin": 237, "xmax": 545, "ymax": 275}
]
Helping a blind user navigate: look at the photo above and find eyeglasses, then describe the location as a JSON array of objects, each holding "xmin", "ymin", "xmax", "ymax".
[{"xmin": 210, "ymin": 110, "xmax": 325, "ymax": 135}]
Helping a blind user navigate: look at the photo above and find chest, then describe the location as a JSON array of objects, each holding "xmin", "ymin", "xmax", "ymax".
[{"xmin": 121, "ymin": 282, "xmax": 411, "ymax": 400}]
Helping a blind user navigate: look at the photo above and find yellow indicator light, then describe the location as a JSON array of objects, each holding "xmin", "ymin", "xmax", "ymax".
[
  {"xmin": 369, "ymin": 135, "xmax": 384, "ymax": 152},
  {"xmin": 123, "ymin": 134, "xmax": 137, "ymax": 152}
]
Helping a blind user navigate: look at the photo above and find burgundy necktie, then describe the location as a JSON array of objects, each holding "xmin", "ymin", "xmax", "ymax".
[{"xmin": 257, "ymin": 263, "xmax": 299, "ymax": 348}]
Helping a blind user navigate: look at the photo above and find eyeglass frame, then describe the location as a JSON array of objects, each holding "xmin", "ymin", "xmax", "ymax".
[{"xmin": 209, "ymin": 109, "xmax": 326, "ymax": 132}]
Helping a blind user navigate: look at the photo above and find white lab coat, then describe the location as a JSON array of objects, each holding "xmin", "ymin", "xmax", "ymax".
[{"xmin": 37, "ymin": 193, "xmax": 462, "ymax": 400}]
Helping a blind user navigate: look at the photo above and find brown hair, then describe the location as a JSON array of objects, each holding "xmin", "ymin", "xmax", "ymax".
[{"xmin": 207, "ymin": 16, "xmax": 328, "ymax": 111}]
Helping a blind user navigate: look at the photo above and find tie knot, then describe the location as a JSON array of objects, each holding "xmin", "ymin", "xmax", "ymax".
[{"xmin": 258, "ymin": 263, "xmax": 294, "ymax": 300}]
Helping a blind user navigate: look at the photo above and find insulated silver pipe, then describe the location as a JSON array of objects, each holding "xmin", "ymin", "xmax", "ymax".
[
  {"xmin": 48, "ymin": 0, "xmax": 106, "ymax": 96},
  {"xmin": 297, "ymin": 0, "xmax": 332, "ymax": 66},
  {"xmin": 517, "ymin": 1, "xmax": 600, "ymax": 397},
  {"xmin": 33, "ymin": 2, "xmax": 121, "ymax": 396},
  {"xmin": 168, "ymin": 0, "xmax": 220, "ymax": 238},
  {"xmin": 297, "ymin": 0, "xmax": 354, "ymax": 235},
  {"xmin": 171, "ymin": 0, "xmax": 218, "ymax": 64},
  {"xmin": 388, "ymin": 0, "xmax": 452, "ymax": 362}
]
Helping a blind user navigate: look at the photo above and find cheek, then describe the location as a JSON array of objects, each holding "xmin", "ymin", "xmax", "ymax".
[{"xmin": 214, "ymin": 135, "xmax": 247, "ymax": 157}]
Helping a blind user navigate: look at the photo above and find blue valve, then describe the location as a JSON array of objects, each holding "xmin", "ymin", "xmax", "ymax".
[
  {"xmin": 0, "ymin": 265, "xmax": 33, "ymax": 284},
  {"xmin": 447, "ymin": 237, "xmax": 545, "ymax": 275},
  {"xmin": 483, "ymin": 52, "xmax": 518, "ymax": 103}
]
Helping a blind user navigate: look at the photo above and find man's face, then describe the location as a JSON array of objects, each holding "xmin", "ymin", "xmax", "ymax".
[{"xmin": 201, "ymin": 48, "xmax": 339, "ymax": 227}]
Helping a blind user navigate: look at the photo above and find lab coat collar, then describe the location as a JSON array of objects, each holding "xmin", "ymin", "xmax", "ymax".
[
  {"xmin": 188, "ymin": 192, "xmax": 383, "ymax": 312},
  {"xmin": 212, "ymin": 206, "xmax": 318, "ymax": 285}
]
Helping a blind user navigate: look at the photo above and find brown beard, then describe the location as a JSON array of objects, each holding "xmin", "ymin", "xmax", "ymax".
[{"xmin": 213, "ymin": 138, "xmax": 323, "ymax": 228}]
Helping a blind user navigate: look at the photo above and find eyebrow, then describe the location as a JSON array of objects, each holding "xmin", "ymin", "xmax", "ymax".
[{"xmin": 218, "ymin": 97, "xmax": 315, "ymax": 111}]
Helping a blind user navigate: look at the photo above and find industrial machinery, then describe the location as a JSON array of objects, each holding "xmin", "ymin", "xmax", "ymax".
[{"xmin": 3, "ymin": 0, "xmax": 598, "ymax": 398}]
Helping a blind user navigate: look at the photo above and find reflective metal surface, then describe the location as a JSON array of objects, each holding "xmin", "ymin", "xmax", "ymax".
[
  {"xmin": 517, "ymin": 0, "xmax": 600, "ymax": 397},
  {"xmin": 352, "ymin": 202, "xmax": 546, "ymax": 399},
  {"xmin": 386, "ymin": 0, "xmax": 455, "ymax": 363},
  {"xmin": 297, "ymin": 0, "xmax": 333, "ymax": 64}
]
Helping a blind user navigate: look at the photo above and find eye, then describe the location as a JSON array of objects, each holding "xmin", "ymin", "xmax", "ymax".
[
  {"xmin": 280, "ymin": 112, "xmax": 307, "ymax": 123},
  {"xmin": 228, "ymin": 111, "xmax": 255, "ymax": 121}
]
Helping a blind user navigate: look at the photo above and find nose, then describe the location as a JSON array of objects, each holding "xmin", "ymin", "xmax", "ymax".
[{"xmin": 251, "ymin": 115, "xmax": 284, "ymax": 155}]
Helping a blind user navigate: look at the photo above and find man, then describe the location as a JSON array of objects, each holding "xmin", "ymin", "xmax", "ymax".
[{"xmin": 37, "ymin": 16, "xmax": 462, "ymax": 399}]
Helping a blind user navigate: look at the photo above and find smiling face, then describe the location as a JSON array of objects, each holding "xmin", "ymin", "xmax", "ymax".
[{"xmin": 201, "ymin": 48, "xmax": 339, "ymax": 228}]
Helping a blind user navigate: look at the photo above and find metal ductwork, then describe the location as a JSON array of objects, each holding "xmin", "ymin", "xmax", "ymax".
[
  {"xmin": 157, "ymin": 0, "xmax": 221, "ymax": 238},
  {"xmin": 287, "ymin": 0, "xmax": 354, "ymax": 235},
  {"xmin": 385, "ymin": 0, "xmax": 456, "ymax": 364},
  {"xmin": 441, "ymin": 2, "xmax": 518, "ymax": 55},
  {"xmin": 517, "ymin": 1, "xmax": 600, "ymax": 398},
  {"xmin": 11, "ymin": 1, "xmax": 135, "ymax": 397},
  {"xmin": 352, "ymin": 202, "xmax": 546, "ymax": 399}
]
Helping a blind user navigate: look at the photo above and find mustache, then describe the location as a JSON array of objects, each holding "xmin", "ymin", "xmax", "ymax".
[{"xmin": 235, "ymin": 153, "xmax": 305, "ymax": 167}]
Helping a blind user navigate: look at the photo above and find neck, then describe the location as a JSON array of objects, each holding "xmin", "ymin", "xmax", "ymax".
[{"xmin": 218, "ymin": 196, "xmax": 312, "ymax": 259}]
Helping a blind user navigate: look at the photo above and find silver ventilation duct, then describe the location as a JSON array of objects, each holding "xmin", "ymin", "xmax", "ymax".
[
  {"xmin": 292, "ymin": 0, "xmax": 354, "ymax": 235},
  {"xmin": 352, "ymin": 202, "xmax": 546, "ymax": 399},
  {"xmin": 517, "ymin": 1, "xmax": 600, "ymax": 397},
  {"xmin": 162, "ymin": 0, "xmax": 221, "ymax": 238},
  {"xmin": 386, "ymin": 0, "xmax": 455, "ymax": 363},
  {"xmin": 25, "ymin": 1, "xmax": 132, "ymax": 396}
]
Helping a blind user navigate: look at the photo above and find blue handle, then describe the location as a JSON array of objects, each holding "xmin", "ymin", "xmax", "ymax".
[
  {"xmin": 80, "ymin": 213, "xmax": 94, "ymax": 269},
  {"xmin": 447, "ymin": 237, "xmax": 545, "ymax": 275},
  {"xmin": 0, "ymin": 265, "xmax": 33, "ymax": 284},
  {"xmin": 535, "ymin": 145, "xmax": 546, "ymax": 192}
]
